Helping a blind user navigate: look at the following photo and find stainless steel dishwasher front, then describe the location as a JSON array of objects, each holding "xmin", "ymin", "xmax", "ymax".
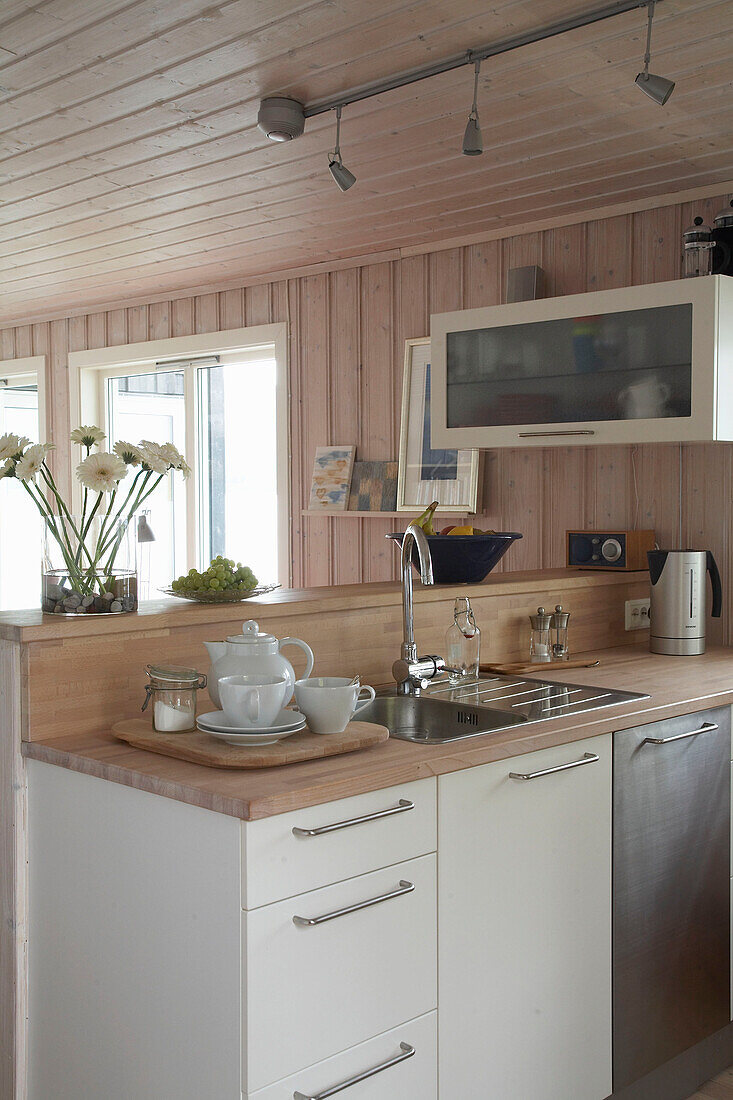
[{"xmin": 613, "ymin": 706, "xmax": 731, "ymax": 1090}]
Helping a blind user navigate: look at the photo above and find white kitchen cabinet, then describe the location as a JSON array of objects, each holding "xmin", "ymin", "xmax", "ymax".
[
  {"xmin": 430, "ymin": 274, "xmax": 733, "ymax": 448},
  {"xmin": 243, "ymin": 777, "xmax": 436, "ymax": 908},
  {"xmin": 26, "ymin": 762, "xmax": 437, "ymax": 1100},
  {"xmin": 247, "ymin": 1011, "xmax": 437, "ymax": 1100},
  {"xmin": 438, "ymin": 734, "xmax": 613, "ymax": 1100},
  {"xmin": 243, "ymin": 855, "xmax": 436, "ymax": 1092}
]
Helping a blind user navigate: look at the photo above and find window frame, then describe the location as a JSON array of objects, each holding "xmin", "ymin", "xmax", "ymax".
[
  {"xmin": 0, "ymin": 354, "xmax": 48, "ymax": 441},
  {"xmin": 68, "ymin": 325, "xmax": 290, "ymax": 585}
]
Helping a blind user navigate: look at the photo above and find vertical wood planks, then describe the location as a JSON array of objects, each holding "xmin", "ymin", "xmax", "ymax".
[
  {"xmin": 299, "ymin": 275, "xmax": 330, "ymax": 586},
  {"xmin": 329, "ymin": 269, "xmax": 362, "ymax": 585},
  {"xmin": 361, "ymin": 262, "xmax": 395, "ymax": 581},
  {"xmin": 681, "ymin": 443, "xmax": 731, "ymax": 647}
]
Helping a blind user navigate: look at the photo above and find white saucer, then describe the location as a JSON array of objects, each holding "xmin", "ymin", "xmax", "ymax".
[
  {"xmin": 202, "ymin": 725, "xmax": 302, "ymax": 747},
  {"xmin": 197, "ymin": 708, "xmax": 307, "ymax": 735}
]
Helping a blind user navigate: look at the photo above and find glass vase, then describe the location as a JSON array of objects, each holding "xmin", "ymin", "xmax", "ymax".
[{"xmin": 42, "ymin": 513, "xmax": 138, "ymax": 616}]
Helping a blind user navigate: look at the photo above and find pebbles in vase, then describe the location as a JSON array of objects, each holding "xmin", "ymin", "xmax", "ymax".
[{"xmin": 43, "ymin": 582, "xmax": 138, "ymax": 615}]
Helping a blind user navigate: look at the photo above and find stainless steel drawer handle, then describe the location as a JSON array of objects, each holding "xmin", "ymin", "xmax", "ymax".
[
  {"xmin": 642, "ymin": 722, "xmax": 719, "ymax": 745},
  {"xmin": 518, "ymin": 429, "xmax": 596, "ymax": 438},
  {"xmin": 293, "ymin": 880, "xmax": 414, "ymax": 926},
  {"xmin": 292, "ymin": 798, "xmax": 414, "ymax": 837},
  {"xmin": 293, "ymin": 1041, "xmax": 415, "ymax": 1099},
  {"xmin": 509, "ymin": 751, "xmax": 599, "ymax": 780}
]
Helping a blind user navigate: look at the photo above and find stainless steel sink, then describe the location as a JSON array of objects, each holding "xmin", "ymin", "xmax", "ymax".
[
  {"xmin": 357, "ymin": 692, "xmax": 528, "ymax": 744},
  {"xmin": 360, "ymin": 675, "xmax": 649, "ymax": 744}
]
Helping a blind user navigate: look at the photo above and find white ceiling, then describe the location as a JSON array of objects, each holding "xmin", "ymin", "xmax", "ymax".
[{"xmin": 0, "ymin": 0, "xmax": 731, "ymax": 323}]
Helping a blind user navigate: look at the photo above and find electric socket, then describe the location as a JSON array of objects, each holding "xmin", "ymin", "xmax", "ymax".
[{"xmin": 625, "ymin": 598, "xmax": 651, "ymax": 631}]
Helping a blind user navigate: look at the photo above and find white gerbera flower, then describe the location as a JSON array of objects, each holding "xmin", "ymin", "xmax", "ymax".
[
  {"xmin": 159, "ymin": 442, "xmax": 184, "ymax": 469},
  {"xmin": 0, "ymin": 433, "xmax": 31, "ymax": 461},
  {"xmin": 15, "ymin": 443, "xmax": 50, "ymax": 482},
  {"xmin": 138, "ymin": 441, "xmax": 169, "ymax": 474},
  {"xmin": 0, "ymin": 458, "xmax": 15, "ymax": 479},
  {"xmin": 113, "ymin": 441, "xmax": 143, "ymax": 466},
  {"xmin": 70, "ymin": 425, "xmax": 105, "ymax": 448},
  {"xmin": 76, "ymin": 451, "xmax": 128, "ymax": 493},
  {"xmin": 179, "ymin": 458, "xmax": 192, "ymax": 480},
  {"xmin": 15, "ymin": 443, "xmax": 53, "ymax": 482}
]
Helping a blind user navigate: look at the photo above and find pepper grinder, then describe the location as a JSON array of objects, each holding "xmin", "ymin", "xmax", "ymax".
[{"xmin": 550, "ymin": 604, "xmax": 571, "ymax": 660}]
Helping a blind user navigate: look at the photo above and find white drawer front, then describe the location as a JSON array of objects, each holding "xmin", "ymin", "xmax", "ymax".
[
  {"xmin": 243, "ymin": 854, "xmax": 437, "ymax": 1092},
  {"xmin": 242, "ymin": 778, "xmax": 436, "ymax": 908},
  {"xmin": 247, "ymin": 1011, "xmax": 437, "ymax": 1100}
]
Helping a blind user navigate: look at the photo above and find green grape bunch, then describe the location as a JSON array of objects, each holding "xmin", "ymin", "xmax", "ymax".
[{"xmin": 171, "ymin": 556, "xmax": 258, "ymax": 593}]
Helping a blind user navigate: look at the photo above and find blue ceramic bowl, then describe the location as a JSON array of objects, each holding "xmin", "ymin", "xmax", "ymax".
[{"xmin": 386, "ymin": 531, "xmax": 523, "ymax": 584}]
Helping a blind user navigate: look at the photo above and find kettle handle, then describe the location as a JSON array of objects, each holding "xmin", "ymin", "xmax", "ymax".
[
  {"xmin": 280, "ymin": 637, "xmax": 315, "ymax": 679},
  {"xmin": 707, "ymin": 551, "xmax": 723, "ymax": 618}
]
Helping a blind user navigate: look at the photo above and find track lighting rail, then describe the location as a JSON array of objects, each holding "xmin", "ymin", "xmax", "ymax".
[{"xmin": 302, "ymin": 0, "xmax": 662, "ymax": 118}]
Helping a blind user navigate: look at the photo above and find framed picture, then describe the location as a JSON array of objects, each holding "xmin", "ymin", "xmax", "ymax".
[{"xmin": 397, "ymin": 338, "xmax": 479, "ymax": 513}]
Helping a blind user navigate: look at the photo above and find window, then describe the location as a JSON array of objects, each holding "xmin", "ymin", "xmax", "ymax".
[
  {"xmin": 70, "ymin": 326, "xmax": 289, "ymax": 595},
  {"xmin": 0, "ymin": 356, "xmax": 47, "ymax": 610}
]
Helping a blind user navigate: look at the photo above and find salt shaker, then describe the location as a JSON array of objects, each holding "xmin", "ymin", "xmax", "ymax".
[
  {"xmin": 142, "ymin": 664, "xmax": 207, "ymax": 733},
  {"xmin": 529, "ymin": 607, "xmax": 552, "ymax": 663}
]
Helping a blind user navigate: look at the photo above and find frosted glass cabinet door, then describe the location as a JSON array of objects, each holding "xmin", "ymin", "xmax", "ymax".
[
  {"xmin": 430, "ymin": 275, "xmax": 733, "ymax": 447},
  {"xmin": 438, "ymin": 734, "xmax": 613, "ymax": 1100}
]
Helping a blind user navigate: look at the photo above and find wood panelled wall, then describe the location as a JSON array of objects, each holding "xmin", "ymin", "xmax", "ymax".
[{"xmin": 1, "ymin": 192, "xmax": 732, "ymax": 641}]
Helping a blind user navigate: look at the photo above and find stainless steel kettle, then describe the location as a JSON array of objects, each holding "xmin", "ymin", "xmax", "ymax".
[{"xmin": 648, "ymin": 549, "xmax": 722, "ymax": 655}]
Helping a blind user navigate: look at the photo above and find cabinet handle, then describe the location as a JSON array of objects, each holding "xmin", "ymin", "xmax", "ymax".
[
  {"xmin": 642, "ymin": 721, "xmax": 719, "ymax": 745},
  {"xmin": 518, "ymin": 429, "xmax": 596, "ymax": 438},
  {"xmin": 509, "ymin": 751, "xmax": 599, "ymax": 780},
  {"xmin": 293, "ymin": 880, "xmax": 414, "ymax": 926},
  {"xmin": 292, "ymin": 798, "xmax": 414, "ymax": 837},
  {"xmin": 293, "ymin": 1042, "xmax": 415, "ymax": 1099}
]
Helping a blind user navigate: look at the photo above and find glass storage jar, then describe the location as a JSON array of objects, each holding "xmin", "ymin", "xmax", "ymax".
[{"xmin": 142, "ymin": 664, "xmax": 207, "ymax": 733}]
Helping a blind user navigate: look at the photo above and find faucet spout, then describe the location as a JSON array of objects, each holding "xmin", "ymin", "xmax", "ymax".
[{"xmin": 400, "ymin": 521, "xmax": 434, "ymax": 663}]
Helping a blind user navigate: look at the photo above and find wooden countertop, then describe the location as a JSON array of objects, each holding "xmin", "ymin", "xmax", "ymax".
[
  {"xmin": 22, "ymin": 645, "xmax": 733, "ymax": 821},
  {"xmin": 0, "ymin": 568, "xmax": 643, "ymax": 642}
]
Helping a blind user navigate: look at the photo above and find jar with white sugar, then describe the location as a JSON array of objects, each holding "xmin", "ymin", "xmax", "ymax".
[{"xmin": 142, "ymin": 664, "xmax": 207, "ymax": 733}]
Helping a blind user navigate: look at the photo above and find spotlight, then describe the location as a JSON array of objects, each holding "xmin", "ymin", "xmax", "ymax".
[
  {"xmin": 462, "ymin": 59, "xmax": 483, "ymax": 156},
  {"xmin": 328, "ymin": 106, "xmax": 356, "ymax": 191},
  {"xmin": 635, "ymin": 2, "xmax": 675, "ymax": 105}
]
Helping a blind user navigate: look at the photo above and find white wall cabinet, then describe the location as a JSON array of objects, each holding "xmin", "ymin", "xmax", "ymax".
[
  {"xmin": 430, "ymin": 275, "xmax": 733, "ymax": 448},
  {"xmin": 438, "ymin": 733, "xmax": 613, "ymax": 1100}
]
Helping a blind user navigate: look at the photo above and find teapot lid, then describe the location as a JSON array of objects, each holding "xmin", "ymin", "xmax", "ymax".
[{"xmin": 226, "ymin": 619, "xmax": 276, "ymax": 645}]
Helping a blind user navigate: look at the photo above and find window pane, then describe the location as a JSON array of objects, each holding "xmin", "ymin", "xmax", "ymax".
[
  {"xmin": 197, "ymin": 358, "xmax": 279, "ymax": 583},
  {"xmin": 0, "ymin": 381, "xmax": 41, "ymax": 609},
  {"xmin": 106, "ymin": 371, "xmax": 186, "ymax": 591}
]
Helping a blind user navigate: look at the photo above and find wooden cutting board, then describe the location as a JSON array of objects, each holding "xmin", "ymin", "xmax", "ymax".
[
  {"xmin": 480, "ymin": 658, "xmax": 601, "ymax": 675},
  {"xmin": 112, "ymin": 717, "xmax": 389, "ymax": 769}
]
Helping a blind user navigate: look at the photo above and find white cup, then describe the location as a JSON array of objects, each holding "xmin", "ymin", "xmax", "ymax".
[
  {"xmin": 294, "ymin": 676, "xmax": 376, "ymax": 735},
  {"xmin": 218, "ymin": 674, "xmax": 290, "ymax": 729}
]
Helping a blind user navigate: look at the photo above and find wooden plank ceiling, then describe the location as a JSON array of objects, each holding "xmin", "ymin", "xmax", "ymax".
[{"xmin": 0, "ymin": 0, "xmax": 731, "ymax": 324}]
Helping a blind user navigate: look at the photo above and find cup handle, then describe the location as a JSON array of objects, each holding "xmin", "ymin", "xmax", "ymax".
[
  {"xmin": 246, "ymin": 689, "xmax": 260, "ymax": 723},
  {"xmin": 352, "ymin": 685, "xmax": 376, "ymax": 716}
]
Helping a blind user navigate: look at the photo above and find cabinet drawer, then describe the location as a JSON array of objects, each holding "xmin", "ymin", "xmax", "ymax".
[
  {"xmin": 247, "ymin": 1011, "xmax": 436, "ymax": 1100},
  {"xmin": 243, "ymin": 854, "xmax": 437, "ymax": 1092},
  {"xmin": 242, "ymin": 778, "xmax": 436, "ymax": 908}
]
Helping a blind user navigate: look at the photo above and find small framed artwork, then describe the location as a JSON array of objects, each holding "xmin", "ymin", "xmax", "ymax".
[
  {"xmin": 397, "ymin": 338, "xmax": 479, "ymax": 513},
  {"xmin": 308, "ymin": 446, "xmax": 355, "ymax": 510}
]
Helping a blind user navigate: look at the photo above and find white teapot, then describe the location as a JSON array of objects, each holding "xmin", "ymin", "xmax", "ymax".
[{"xmin": 204, "ymin": 620, "xmax": 314, "ymax": 708}]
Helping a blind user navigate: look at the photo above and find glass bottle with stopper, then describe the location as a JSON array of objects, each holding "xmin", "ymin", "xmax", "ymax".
[
  {"xmin": 529, "ymin": 606, "xmax": 552, "ymax": 663},
  {"xmin": 446, "ymin": 596, "xmax": 481, "ymax": 682}
]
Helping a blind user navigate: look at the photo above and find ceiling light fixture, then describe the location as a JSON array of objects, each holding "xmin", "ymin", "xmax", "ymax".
[
  {"xmin": 635, "ymin": 1, "xmax": 675, "ymax": 104},
  {"xmin": 462, "ymin": 58, "xmax": 483, "ymax": 156},
  {"xmin": 328, "ymin": 105, "xmax": 356, "ymax": 192},
  {"xmin": 257, "ymin": 97, "xmax": 306, "ymax": 142}
]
